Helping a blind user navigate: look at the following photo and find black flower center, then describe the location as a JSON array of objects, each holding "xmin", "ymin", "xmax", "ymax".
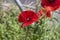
[{"xmin": 48, "ymin": 0, "xmax": 55, "ymax": 4}]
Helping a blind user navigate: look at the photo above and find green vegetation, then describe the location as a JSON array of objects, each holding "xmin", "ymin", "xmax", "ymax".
[{"xmin": 0, "ymin": 4, "xmax": 60, "ymax": 40}]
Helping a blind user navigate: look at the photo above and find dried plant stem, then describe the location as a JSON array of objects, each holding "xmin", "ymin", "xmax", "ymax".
[
  {"xmin": 35, "ymin": 0, "xmax": 40, "ymax": 12},
  {"xmin": 15, "ymin": 0, "xmax": 25, "ymax": 12}
]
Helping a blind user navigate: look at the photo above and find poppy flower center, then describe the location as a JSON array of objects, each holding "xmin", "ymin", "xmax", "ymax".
[
  {"xmin": 26, "ymin": 18, "xmax": 30, "ymax": 21},
  {"xmin": 48, "ymin": 0, "xmax": 55, "ymax": 4}
]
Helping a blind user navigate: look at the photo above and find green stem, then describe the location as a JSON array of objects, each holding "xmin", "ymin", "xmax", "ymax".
[{"xmin": 24, "ymin": 27, "xmax": 30, "ymax": 40}]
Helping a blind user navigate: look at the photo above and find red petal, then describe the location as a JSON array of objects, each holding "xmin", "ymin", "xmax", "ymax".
[
  {"xmin": 21, "ymin": 21, "xmax": 33, "ymax": 28},
  {"xmin": 46, "ymin": 11, "xmax": 51, "ymax": 18},
  {"xmin": 18, "ymin": 13, "xmax": 26, "ymax": 22},
  {"xmin": 38, "ymin": 10, "xmax": 42, "ymax": 17}
]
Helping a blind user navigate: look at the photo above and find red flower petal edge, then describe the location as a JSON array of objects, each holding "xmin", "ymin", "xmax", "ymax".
[
  {"xmin": 18, "ymin": 10, "xmax": 38, "ymax": 28},
  {"xmin": 37, "ymin": 10, "xmax": 51, "ymax": 18},
  {"xmin": 46, "ymin": 11, "xmax": 51, "ymax": 18},
  {"xmin": 38, "ymin": 10, "xmax": 42, "ymax": 17}
]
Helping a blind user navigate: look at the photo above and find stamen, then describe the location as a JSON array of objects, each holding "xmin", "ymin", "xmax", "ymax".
[
  {"xmin": 27, "ymin": 18, "xmax": 30, "ymax": 21},
  {"xmin": 48, "ymin": 0, "xmax": 55, "ymax": 4}
]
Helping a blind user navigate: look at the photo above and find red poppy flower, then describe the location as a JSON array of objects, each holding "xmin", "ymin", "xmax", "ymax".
[
  {"xmin": 18, "ymin": 10, "xmax": 38, "ymax": 28},
  {"xmin": 46, "ymin": 11, "xmax": 51, "ymax": 18},
  {"xmin": 38, "ymin": 10, "xmax": 51, "ymax": 18},
  {"xmin": 38, "ymin": 10, "xmax": 42, "ymax": 17},
  {"xmin": 41, "ymin": 0, "xmax": 60, "ymax": 11}
]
